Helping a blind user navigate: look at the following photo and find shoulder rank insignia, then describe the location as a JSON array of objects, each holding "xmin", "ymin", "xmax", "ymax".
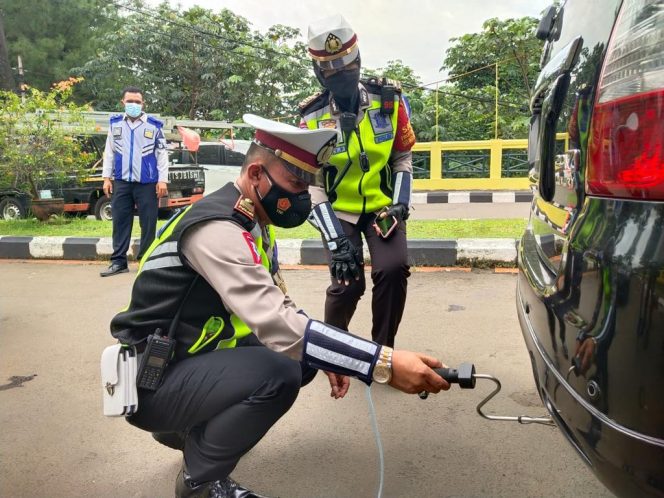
[
  {"xmin": 359, "ymin": 86, "xmax": 370, "ymax": 107},
  {"xmin": 298, "ymin": 91, "xmax": 324, "ymax": 111},
  {"xmin": 234, "ymin": 196, "xmax": 255, "ymax": 220}
]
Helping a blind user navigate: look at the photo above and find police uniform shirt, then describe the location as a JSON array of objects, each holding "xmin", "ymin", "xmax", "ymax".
[
  {"xmin": 181, "ymin": 219, "xmax": 308, "ymax": 360},
  {"xmin": 101, "ymin": 113, "xmax": 169, "ymax": 183}
]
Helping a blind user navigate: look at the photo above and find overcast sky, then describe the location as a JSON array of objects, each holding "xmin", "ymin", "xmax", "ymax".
[{"xmin": 173, "ymin": 0, "xmax": 552, "ymax": 85}]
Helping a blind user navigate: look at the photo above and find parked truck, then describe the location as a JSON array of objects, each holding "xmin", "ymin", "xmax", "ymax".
[
  {"xmin": 0, "ymin": 134, "xmax": 205, "ymax": 221},
  {"xmin": 0, "ymin": 112, "xmax": 255, "ymax": 221}
]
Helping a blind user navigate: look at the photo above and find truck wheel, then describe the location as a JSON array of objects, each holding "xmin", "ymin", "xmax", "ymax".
[
  {"xmin": 94, "ymin": 196, "xmax": 113, "ymax": 221},
  {"xmin": 0, "ymin": 197, "xmax": 27, "ymax": 220}
]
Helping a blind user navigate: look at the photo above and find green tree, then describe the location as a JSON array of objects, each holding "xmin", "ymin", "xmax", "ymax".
[
  {"xmin": 365, "ymin": 59, "xmax": 422, "ymax": 93},
  {"xmin": 0, "ymin": 79, "xmax": 94, "ymax": 200},
  {"xmin": 1, "ymin": 0, "xmax": 117, "ymax": 92},
  {"xmin": 361, "ymin": 59, "xmax": 510, "ymax": 142},
  {"xmin": 436, "ymin": 17, "xmax": 543, "ymax": 140},
  {"xmin": 362, "ymin": 59, "xmax": 433, "ymax": 140},
  {"xmin": 443, "ymin": 17, "xmax": 541, "ymax": 102},
  {"xmin": 75, "ymin": 3, "xmax": 317, "ymax": 124}
]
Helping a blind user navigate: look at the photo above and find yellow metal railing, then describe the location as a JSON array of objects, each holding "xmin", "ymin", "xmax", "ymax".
[{"xmin": 412, "ymin": 133, "xmax": 568, "ymax": 191}]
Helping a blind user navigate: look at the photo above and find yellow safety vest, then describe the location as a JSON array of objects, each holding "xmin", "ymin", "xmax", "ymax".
[
  {"xmin": 304, "ymin": 95, "xmax": 400, "ymax": 214},
  {"xmin": 134, "ymin": 208, "xmax": 276, "ymax": 353}
]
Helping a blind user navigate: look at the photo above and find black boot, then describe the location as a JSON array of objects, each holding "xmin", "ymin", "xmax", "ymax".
[
  {"xmin": 209, "ymin": 476, "xmax": 272, "ymax": 498},
  {"xmin": 175, "ymin": 462, "xmax": 272, "ymax": 498},
  {"xmin": 175, "ymin": 466, "xmax": 212, "ymax": 498}
]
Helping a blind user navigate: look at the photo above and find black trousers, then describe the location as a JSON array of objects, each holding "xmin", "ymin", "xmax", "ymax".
[
  {"xmin": 323, "ymin": 214, "xmax": 410, "ymax": 347},
  {"xmin": 128, "ymin": 336, "xmax": 315, "ymax": 483},
  {"xmin": 110, "ymin": 180, "xmax": 158, "ymax": 265}
]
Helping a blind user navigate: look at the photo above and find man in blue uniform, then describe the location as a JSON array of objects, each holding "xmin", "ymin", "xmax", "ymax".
[{"xmin": 100, "ymin": 86, "xmax": 169, "ymax": 277}]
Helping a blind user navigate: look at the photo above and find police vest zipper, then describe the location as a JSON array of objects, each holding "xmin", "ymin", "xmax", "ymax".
[
  {"xmin": 358, "ymin": 170, "xmax": 367, "ymax": 214},
  {"xmin": 355, "ymin": 128, "xmax": 369, "ymax": 214}
]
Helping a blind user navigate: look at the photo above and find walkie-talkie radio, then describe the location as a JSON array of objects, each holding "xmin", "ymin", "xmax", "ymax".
[
  {"xmin": 339, "ymin": 112, "xmax": 356, "ymax": 136},
  {"xmin": 136, "ymin": 329, "xmax": 175, "ymax": 391},
  {"xmin": 380, "ymin": 78, "xmax": 396, "ymax": 115}
]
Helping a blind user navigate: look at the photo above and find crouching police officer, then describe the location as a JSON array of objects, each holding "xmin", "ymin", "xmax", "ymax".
[
  {"xmin": 109, "ymin": 114, "xmax": 448, "ymax": 498},
  {"xmin": 299, "ymin": 15, "xmax": 417, "ymax": 348}
]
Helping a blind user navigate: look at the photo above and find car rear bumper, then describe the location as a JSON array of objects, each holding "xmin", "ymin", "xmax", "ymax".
[
  {"xmin": 159, "ymin": 194, "xmax": 204, "ymax": 209},
  {"xmin": 517, "ymin": 276, "xmax": 664, "ymax": 497}
]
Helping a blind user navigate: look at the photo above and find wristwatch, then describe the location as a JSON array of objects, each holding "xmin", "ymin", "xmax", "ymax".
[{"xmin": 372, "ymin": 346, "xmax": 393, "ymax": 384}]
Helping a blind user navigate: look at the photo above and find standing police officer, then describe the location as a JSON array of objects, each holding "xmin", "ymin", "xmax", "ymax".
[
  {"xmin": 109, "ymin": 115, "xmax": 448, "ymax": 498},
  {"xmin": 100, "ymin": 86, "xmax": 169, "ymax": 277},
  {"xmin": 299, "ymin": 15, "xmax": 417, "ymax": 348}
]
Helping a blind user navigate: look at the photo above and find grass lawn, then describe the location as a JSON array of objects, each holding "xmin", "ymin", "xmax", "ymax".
[{"xmin": 0, "ymin": 217, "xmax": 527, "ymax": 239}]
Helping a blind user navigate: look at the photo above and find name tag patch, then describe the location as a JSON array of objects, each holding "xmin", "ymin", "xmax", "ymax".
[
  {"xmin": 317, "ymin": 119, "xmax": 337, "ymax": 130},
  {"xmin": 375, "ymin": 132, "xmax": 393, "ymax": 144},
  {"xmin": 112, "ymin": 126, "xmax": 122, "ymax": 137},
  {"xmin": 143, "ymin": 129, "xmax": 154, "ymax": 139}
]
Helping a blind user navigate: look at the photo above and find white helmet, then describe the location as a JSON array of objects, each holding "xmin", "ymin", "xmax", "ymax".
[
  {"xmin": 242, "ymin": 114, "xmax": 337, "ymax": 185},
  {"xmin": 307, "ymin": 14, "xmax": 360, "ymax": 71}
]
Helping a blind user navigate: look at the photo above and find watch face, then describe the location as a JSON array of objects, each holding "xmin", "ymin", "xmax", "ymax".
[{"xmin": 373, "ymin": 364, "xmax": 391, "ymax": 384}]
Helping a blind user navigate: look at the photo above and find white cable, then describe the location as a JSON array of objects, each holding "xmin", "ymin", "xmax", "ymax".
[{"xmin": 365, "ymin": 384, "xmax": 384, "ymax": 498}]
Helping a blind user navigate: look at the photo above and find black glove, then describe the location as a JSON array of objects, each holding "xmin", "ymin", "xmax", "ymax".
[
  {"xmin": 385, "ymin": 203, "xmax": 409, "ymax": 222},
  {"xmin": 327, "ymin": 236, "xmax": 363, "ymax": 284}
]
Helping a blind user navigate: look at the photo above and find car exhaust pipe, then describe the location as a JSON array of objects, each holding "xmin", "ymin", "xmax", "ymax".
[{"xmin": 420, "ymin": 363, "xmax": 556, "ymax": 427}]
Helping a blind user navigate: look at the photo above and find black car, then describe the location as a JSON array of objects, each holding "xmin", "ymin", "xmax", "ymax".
[{"xmin": 518, "ymin": 1, "xmax": 663, "ymax": 497}]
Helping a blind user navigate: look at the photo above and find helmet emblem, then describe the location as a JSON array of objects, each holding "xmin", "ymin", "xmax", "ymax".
[
  {"xmin": 325, "ymin": 34, "xmax": 342, "ymax": 54},
  {"xmin": 316, "ymin": 137, "xmax": 336, "ymax": 164}
]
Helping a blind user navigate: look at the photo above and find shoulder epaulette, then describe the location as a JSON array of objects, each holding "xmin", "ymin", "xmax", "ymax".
[
  {"xmin": 109, "ymin": 114, "xmax": 123, "ymax": 124},
  {"xmin": 298, "ymin": 90, "xmax": 329, "ymax": 113},
  {"xmin": 362, "ymin": 77, "xmax": 403, "ymax": 92},
  {"xmin": 146, "ymin": 116, "xmax": 164, "ymax": 127}
]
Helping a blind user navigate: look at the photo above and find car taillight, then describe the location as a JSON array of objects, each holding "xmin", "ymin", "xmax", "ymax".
[{"xmin": 587, "ymin": 0, "xmax": 664, "ymax": 200}]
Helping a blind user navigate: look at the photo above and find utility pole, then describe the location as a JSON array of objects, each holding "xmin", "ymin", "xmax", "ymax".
[
  {"xmin": 18, "ymin": 55, "xmax": 25, "ymax": 103},
  {"xmin": 494, "ymin": 62, "xmax": 499, "ymax": 139},
  {"xmin": 0, "ymin": 13, "xmax": 14, "ymax": 91},
  {"xmin": 435, "ymin": 82, "xmax": 439, "ymax": 142}
]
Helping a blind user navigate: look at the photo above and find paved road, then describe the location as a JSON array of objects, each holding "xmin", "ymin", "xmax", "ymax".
[{"xmin": 0, "ymin": 262, "xmax": 611, "ymax": 498}]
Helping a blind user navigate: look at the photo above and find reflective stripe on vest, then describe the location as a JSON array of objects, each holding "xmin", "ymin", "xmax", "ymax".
[
  {"xmin": 138, "ymin": 213, "xmax": 276, "ymax": 351},
  {"xmin": 304, "ymin": 94, "xmax": 399, "ymax": 213}
]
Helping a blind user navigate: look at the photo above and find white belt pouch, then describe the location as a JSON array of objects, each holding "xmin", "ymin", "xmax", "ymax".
[{"xmin": 100, "ymin": 344, "xmax": 138, "ymax": 417}]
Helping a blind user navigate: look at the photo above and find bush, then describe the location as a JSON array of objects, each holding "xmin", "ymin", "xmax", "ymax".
[{"xmin": 0, "ymin": 79, "xmax": 94, "ymax": 200}]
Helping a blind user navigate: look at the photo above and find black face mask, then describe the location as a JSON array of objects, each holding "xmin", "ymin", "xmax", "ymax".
[
  {"xmin": 323, "ymin": 67, "xmax": 361, "ymax": 100},
  {"xmin": 256, "ymin": 168, "xmax": 312, "ymax": 228}
]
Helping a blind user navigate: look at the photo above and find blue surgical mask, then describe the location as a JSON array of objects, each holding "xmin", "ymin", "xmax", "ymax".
[{"xmin": 125, "ymin": 103, "xmax": 143, "ymax": 118}]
